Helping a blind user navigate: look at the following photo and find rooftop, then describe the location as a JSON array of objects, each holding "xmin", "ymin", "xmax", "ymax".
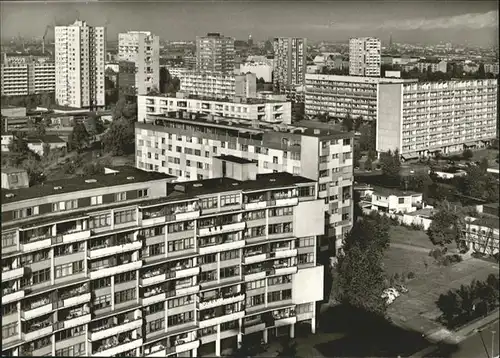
[
  {"xmin": 1, "ymin": 166, "xmax": 175, "ymax": 204},
  {"xmin": 305, "ymin": 73, "xmax": 417, "ymax": 84},
  {"xmin": 26, "ymin": 135, "xmax": 66, "ymax": 144},
  {"xmin": 215, "ymin": 155, "xmax": 256, "ymax": 164},
  {"xmin": 142, "ymin": 92, "xmax": 287, "ymax": 105},
  {"xmin": 471, "ymin": 215, "xmax": 500, "ymax": 229},
  {"xmin": 372, "ymin": 185, "xmax": 420, "ymax": 197}
]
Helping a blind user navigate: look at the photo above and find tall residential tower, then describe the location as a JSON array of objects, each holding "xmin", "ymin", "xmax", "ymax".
[
  {"xmin": 272, "ymin": 37, "xmax": 307, "ymax": 93},
  {"xmin": 195, "ymin": 33, "xmax": 235, "ymax": 74},
  {"xmin": 349, "ymin": 37, "xmax": 381, "ymax": 77},
  {"xmin": 55, "ymin": 20, "xmax": 106, "ymax": 109},
  {"xmin": 118, "ymin": 31, "xmax": 160, "ymax": 95}
]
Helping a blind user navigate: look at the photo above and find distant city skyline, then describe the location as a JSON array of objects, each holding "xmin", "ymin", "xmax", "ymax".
[{"xmin": 0, "ymin": 0, "xmax": 498, "ymax": 47}]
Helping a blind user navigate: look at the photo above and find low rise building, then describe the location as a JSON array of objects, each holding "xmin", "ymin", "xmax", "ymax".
[
  {"xmin": 135, "ymin": 113, "xmax": 354, "ymax": 250},
  {"xmin": 305, "ymin": 74, "xmax": 416, "ymax": 121},
  {"xmin": 463, "ymin": 216, "xmax": 499, "ymax": 256},
  {"xmin": 26, "ymin": 135, "xmax": 67, "ymax": 155},
  {"xmin": 377, "ymin": 78, "xmax": 497, "ymax": 159},
  {"xmin": 239, "ymin": 62, "xmax": 273, "ymax": 82},
  {"xmin": 179, "ymin": 71, "xmax": 256, "ymax": 99},
  {"xmin": 402, "ymin": 59, "xmax": 447, "ymax": 73},
  {"xmin": 1, "ymin": 164, "xmax": 325, "ymax": 357},
  {"xmin": 1, "ymin": 133, "xmax": 15, "ymax": 152},
  {"xmin": 367, "ymin": 186, "xmax": 423, "ymax": 214},
  {"xmin": 137, "ymin": 92, "xmax": 292, "ymax": 124}
]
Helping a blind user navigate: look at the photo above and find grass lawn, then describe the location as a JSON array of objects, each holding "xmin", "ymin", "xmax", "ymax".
[
  {"xmin": 389, "ymin": 225, "xmax": 434, "ymax": 249},
  {"xmin": 472, "ymin": 148, "xmax": 498, "ymax": 162},
  {"xmin": 383, "ymin": 246, "xmax": 432, "ymax": 278}
]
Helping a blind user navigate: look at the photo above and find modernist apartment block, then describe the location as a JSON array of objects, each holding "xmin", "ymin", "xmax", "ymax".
[
  {"xmin": 304, "ymin": 74, "xmax": 416, "ymax": 121},
  {"xmin": 377, "ymin": 79, "xmax": 498, "ymax": 159},
  {"xmin": 135, "ymin": 113, "xmax": 354, "ymax": 249},
  {"xmin": 349, "ymin": 37, "xmax": 381, "ymax": 77},
  {"xmin": 179, "ymin": 71, "xmax": 256, "ymax": 99},
  {"xmin": 137, "ymin": 93, "xmax": 292, "ymax": 124},
  {"xmin": 118, "ymin": 31, "xmax": 160, "ymax": 95},
  {"xmin": 1, "ymin": 164, "xmax": 324, "ymax": 357},
  {"xmin": 196, "ymin": 33, "xmax": 235, "ymax": 74},
  {"xmin": 273, "ymin": 38, "xmax": 307, "ymax": 93},
  {"xmin": 401, "ymin": 59, "xmax": 447, "ymax": 73},
  {"xmin": 55, "ymin": 20, "xmax": 106, "ymax": 109},
  {"xmin": 1, "ymin": 60, "xmax": 55, "ymax": 96}
]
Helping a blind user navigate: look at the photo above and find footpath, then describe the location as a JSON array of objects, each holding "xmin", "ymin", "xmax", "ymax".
[{"xmin": 409, "ymin": 310, "xmax": 500, "ymax": 357}]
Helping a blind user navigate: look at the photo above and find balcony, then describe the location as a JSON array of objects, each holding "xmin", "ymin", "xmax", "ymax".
[
  {"xmin": 274, "ymin": 197, "xmax": 299, "ymax": 207},
  {"xmin": 142, "ymin": 215, "xmax": 166, "ymax": 227},
  {"xmin": 61, "ymin": 229, "xmax": 91, "ymax": 244},
  {"xmin": 275, "ymin": 316, "xmax": 297, "ymax": 327},
  {"xmin": 244, "ymin": 270, "xmax": 267, "ymax": 282},
  {"xmin": 198, "ymin": 239, "xmax": 246, "ymax": 255},
  {"xmin": 3, "ymin": 266, "xmax": 26, "ymax": 281},
  {"xmin": 90, "ymin": 319, "xmax": 143, "ymax": 341},
  {"xmin": 2, "ymin": 288, "xmax": 25, "ymax": 304},
  {"xmin": 173, "ymin": 266, "xmax": 200, "ymax": 280},
  {"xmin": 21, "ymin": 238, "xmax": 51, "ymax": 253},
  {"xmin": 198, "ymin": 310, "xmax": 245, "ymax": 329},
  {"xmin": 243, "ymin": 253, "xmax": 268, "ymax": 265},
  {"xmin": 60, "ymin": 292, "xmax": 92, "ymax": 308},
  {"xmin": 198, "ymin": 222, "xmax": 246, "ymax": 237},
  {"xmin": 89, "ymin": 260, "xmax": 143, "ymax": 280},
  {"xmin": 175, "ymin": 284, "xmax": 200, "ymax": 297},
  {"xmin": 244, "ymin": 201, "xmax": 267, "ymax": 210},
  {"xmin": 142, "ymin": 291, "xmax": 166, "ymax": 306},
  {"xmin": 198, "ymin": 293, "xmax": 245, "ymax": 310},
  {"xmin": 272, "ymin": 265, "xmax": 298, "ymax": 276},
  {"xmin": 22, "ymin": 300, "xmax": 52, "ymax": 320},
  {"xmin": 272, "ymin": 248, "xmax": 297, "ymax": 259},
  {"xmin": 243, "ymin": 322, "xmax": 266, "ymax": 334},
  {"xmin": 60, "ymin": 313, "xmax": 91, "ymax": 330},
  {"xmin": 89, "ymin": 241, "xmax": 142, "ymax": 260},
  {"xmin": 23, "ymin": 324, "xmax": 53, "ymax": 342},
  {"xmin": 93, "ymin": 338, "xmax": 143, "ymax": 357},
  {"xmin": 176, "ymin": 210, "xmax": 201, "ymax": 221},
  {"xmin": 175, "ymin": 339, "xmax": 201, "ymax": 354}
]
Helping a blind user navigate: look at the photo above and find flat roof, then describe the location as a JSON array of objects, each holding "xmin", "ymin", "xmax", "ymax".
[
  {"xmin": 215, "ymin": 155, "xmax": 256, "ymax": 164},
  {"xmin": 305, "ymin": 73, "xmax": 418, "ymax": 84},
  {"xmin": 26, "ymin": 135, "xmax": 66, "ymax": 144},
  {"xmin": 142, "ymin": 93, "xmax": 287, "ymax": 105},
  {"xmin": 472, "ymin": 216, "xmax": 500, "ymax": 229},
  {"xmin": 372, "ymin": 185, "xmax": 420, "ymax": 197},
  {"xmin": 1, "ymin": 166, "xmax": 175, "ymax": 204}
]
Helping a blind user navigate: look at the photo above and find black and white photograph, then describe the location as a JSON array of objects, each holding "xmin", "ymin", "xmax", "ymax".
[{"xmin": 0, "ymin": 0, "xmax": 498, "ymax": 357}]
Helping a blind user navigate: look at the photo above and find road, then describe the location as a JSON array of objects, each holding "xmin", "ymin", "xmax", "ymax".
[
  {"xmin": 427, "ymin": 320, "xmax": 499, "ymax": 358},
  {"xmin": 390, "ymin": 242, "xmax": 431, "ymax": 253}
]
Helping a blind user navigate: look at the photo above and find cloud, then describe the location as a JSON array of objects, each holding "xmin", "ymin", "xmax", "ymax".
[{"xmin": 322, "ymin": 10, "xmax": 498, "ymax": 31}]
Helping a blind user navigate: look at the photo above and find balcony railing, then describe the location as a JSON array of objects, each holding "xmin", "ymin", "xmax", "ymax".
[
  {"xmin": 244, "ymin": 270, "xmax": 267, "ymax": 282},
  {"xmin": 243, "ymin": 252, "xmax": 268, "ymax": 265},
  {"xmin": 2, "ymin": 266, "xmax": 26, "ymax": 281},
  {"xmin": 198, "ymin": 239, "xmax": 246, "ymax": 255},
  {"xmin": 198, "ymin": 293, "xmax": 245, "ymax": 310},
  {"xmin": 89, "ymin": 260, "xmax": 143, "ymax": 280},
  {"xmin": 89, "ymin": 241, "xmax": 142, "ymax": 259},
  {"xmin": 23, "ymin": 324, "xmax": 53, "ymax": 342},
  {"xmin": 90, "ymin": 319, "xmax": 143, "ymax": 341},
  {"xmin": 244, "ymin": 200, "xmax": 267, "ymax": 210},
  {"xmin": 93, "ymin": 338, "xmax": 143, "ymax": 357},
  {"xmin": 198, "ymin": 222, "xmax": 246, "ymax": 237},
  {"xmin": 21, "ymin": 238, "xmax": 51, "ymax": 253},
  {"xmin": 60, "ymin": 229, "xmax": 91, "ymax": 244},
  {"xmin": 22, "ymin": 299, "xmax": 52, "ymax": 320},
  {"xmin": 2, "ymin": 288, "xmax": 25, "ymax": 304},
  {"xmin": 198, "ymin": 310, "xmax": 245, "ymax": 329},
  {"xmin": 59, "ymin": 313, "xmax": 91, "ymax": 330}
]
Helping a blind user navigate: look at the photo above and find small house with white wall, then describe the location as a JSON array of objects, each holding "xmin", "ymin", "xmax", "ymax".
[{"xmin": 369, "ymin": 186, "xmax": 423, "ymax": 214}]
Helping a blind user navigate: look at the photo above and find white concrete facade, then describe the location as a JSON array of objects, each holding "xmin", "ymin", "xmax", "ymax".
[{"xmin": 349, "ymin": 37, "xmax": 381, "ymax": 77}]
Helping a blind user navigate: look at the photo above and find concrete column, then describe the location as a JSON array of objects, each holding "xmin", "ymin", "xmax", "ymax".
[
  {"xmin": 50, "ymin": 248, "xmax": 55, "ymax": 285},
  {"xmin": 192, "ymin": 348, "xmax": 198, "ymax": 357},
  {"xmin": 263, "ymin": 329, "xmax": 269, "ymax": 344},
  {"xmin": 237, "ymin": 317, "xmax": 243, "ymax": 347},
  {"xmin": 215, "ymin": 324, "xmax": 221, "ymax": 356},
  {"xmin": 110, "ymin": 276, "xmax": 115, "ymax": 311},
  {"xmin": 290, "ymin": 323, "xmax": 295, "ymax": 339},
  {"xmin": 311, "ymin": 316, "xmax": 316, "ymax": 334}
]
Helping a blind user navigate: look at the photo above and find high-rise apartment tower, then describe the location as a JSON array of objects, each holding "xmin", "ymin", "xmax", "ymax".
[
  {"xmin": 349, "ymin": 37, "xmax": 381, "ymax": 77},
  {"xmin": 196, "ymin": 33, "xmax": 235, "ymax": 74}
]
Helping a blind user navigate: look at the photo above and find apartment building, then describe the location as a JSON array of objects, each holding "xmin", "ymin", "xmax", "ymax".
[
  {"xmin": 137, "ymin": 93, "xmax": 291, "ymax": 124},
  {"xmin": 1, "ymin": 60, "xmax": 55, "ymax": 96},
  {"xmin": 273, "ymin": 38, "xmax": 307, "ymax": 93},
  {"xmin": 402, "ymin": 59, "xmax": 447, "ymax": 73},
  {"xmin": 349, "ymin": 37, "xmax": 381, "ymax": 77},
  {"xmin": 168, "ymin": 67, "xmax": 188, "ymax": 79},
  {"xmin": 55, "ymin": 20, "xmax": 106, "ymax": 109},
  {"xmin": 179, "ymin": 71, "xmax": 256, "ymax": 99},
  {"xmin": 1, "ymin": 163, "xmax": 325, "ymax": 357},
  {"xmin": 118, "ymin": 31, "xmax": 160, "ymax": 95},
  {"xmin": 463, "ymin": 216, "xmax": 499, "ymax": 256},
  {"xmin": 377, "ymin": 78, "xmax": 498, "ymax": 159},
  {"xmin": 196, "ymin": 33, "xmax": 235, "ymax": 74},
  {"xmin": 239, "ymin": 62, "xmax": 273, "ymax": 83},
  {"xmin": 304, "ymin": 74, "xmax": 417, "ymax": 121},
  {"xmin": 135, "ymin": 113, "xmax": 354, "ymax": 250},
  {"xmin": 484, "ymin": 63, "xmax": 499, "ymax": 76}
]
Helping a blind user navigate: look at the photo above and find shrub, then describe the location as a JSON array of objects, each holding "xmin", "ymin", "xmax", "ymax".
[
  {"xmin": 407, "ymin": 272, "xmax": 416, "ymax": 279},
  {"xmin": 441, "ymin": 256, "xmax": 452, "ymax": 266},
  {"xmin": 429, "ymin": 247, "xmax": 445, "ymax": 260}
]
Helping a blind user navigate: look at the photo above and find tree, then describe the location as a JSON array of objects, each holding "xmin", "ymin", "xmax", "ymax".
[
  {"xmin": 113, "ymin": 97, "xmax": 127, "ymax": 121},
  {"xmin": 317, "ymin": 112, "xmax": 329, "ymax": 123},
  {"xmin": 335, "ymin": 216, "xmax": 390, "ymax": 316},
  {"xmin": 354, "ymin": 116, "xmax": 363, "ymax": 132},
  {"xmin": 22, "ymin": 154, "xmax": 45, "ymax": 186},
  {"xmin": 462, "ymin": 149, "xmax": 473, "ymax": 161},
  {"xmin": 40, "ymin": 92, "xmax": 53, "ymax": 109},
  {"xmin": 85, "ymin": 114, "xmax": 105, "ymax": 137},
  {"xmin": 379, "ymin": 149, "xmax": 401, "ymax": 179},
  {"xmin": 426, "ymin": 203, "xmax": 464, "ymax": 246},
  {"xmin": 341, "ymin": 113, "xmax": 354, "ymax": 132},
  {"xmin": 68, "ymin": 123, "xmax": 90, "ymax": 153},
  {"xmin": 102, "ymin": 119, "xmax": 135, "ymax": 156},
  {"xmin": 365, "ymin": 157, "xmax": 373, "ymax": 171},
  {"xmin": 479, "ymin": 157, "xmax": 489, "ymax": 172},
  {"xmin": 42, "ymin": 142, "xmax": 50, "ymax": 157},
  {"xmin": 82, "ymin": 162, "xmax": 105, "ymax": 176},
  {"xmin": 277, "ymin": 337, "xmax": 298, "ymax": 358}
]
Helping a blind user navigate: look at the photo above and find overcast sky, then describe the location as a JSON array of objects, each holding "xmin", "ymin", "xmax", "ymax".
[{"xmin": 1, "ymin": 0, "xmax": 498, "ymax": 46}]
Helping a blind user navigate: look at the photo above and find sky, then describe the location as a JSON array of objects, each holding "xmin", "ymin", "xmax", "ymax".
[{"xmin": 0, "ymin": 0, "xmax": 498, "ymax": 46}]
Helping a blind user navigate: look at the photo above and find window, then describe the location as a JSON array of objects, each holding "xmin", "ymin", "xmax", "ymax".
[
  {"xmin": 246, "ymin": 279, "xmax": 265, "ymax": 291},
  {"xmin": 89, "ymin": 214, "xmax": 111, "ymax": 229},
  {"xmin": 24, "ymin": 268, "xmax": 51, "ymax": 286},
  {"xmin": 298, "ymin": 237, "xmax": 315, "ymax": 247},
  {"xmin": 2, "ymin": 302, "xmax": 17, "ymax": 316},
  {"xmin": 194, "ymin": 149, "xmax": 201, "ymax": 156},
  {"xmin": 168, "ymin": 295, "xmax": 193, "ymax": 309},
  {"xmin": 115, "ymin": 288, "xmax": 136, "ymax": 304},
  {"xmin": 220, "ymin": 194, "xmax": 240, "ymax": 207},
  {"xmin": 147, "ymin": 318, "xmax": 165, "ymax": 334},
  {"xmin": 55, "ymin": 325, "xmax": 85, "ymax": 342},
  {"xmin": 13, "ymin": 206, "xmax": 39, "ymax": 218},
  {"xmin": 298, "ymin": 186, "xmax": 315, "ymax": 197},
  {"xmin": 246, "ymin": 226, "xmax": 266, "ymax": 238},
  {"xmin": 269, "ymin": 207, "xmax": 293, "ymax": 217},
  {"xmin": 398, "ymin": 197, "xmax": 405, "ymax": 204},
  {"xmin": 296, "ymin": 303, "xmax": 313, "ymax": 314},
  {"xmin": 140, "ymin": 226, "xmax": 165, "ymax": 238},
  {"xmin": 221, "ymin": 320, "xmax": 239, "ymax": 331},
  {"xmin": 244, "ymin": 210, "xmax": 265, "ymax": 221},
  {"xmin": 20, "ymin": 249, "xmax": 50, "ymax": 264},
  {"xmin": 273, "ymin": 156, "xmax": 278, "ymax": 164},
  {"xmin": 168, "ymin": 311, "xmax": 194, "ymax": 326},
  {"xmin": 52, "ymin": 200, "xmax": 77, "ymax": 212},
  {"xmin": 298, "ymin": 253, "xmax": 314, "ymax": 264},
  {"xmin": 212, "ymin": 146, "xmax": 217, "ymax": 154},
  {"xmin": 197, "ymin": 162, "xmax": 203, "ymax": 169},
  {"xmin": 91, "ymin": 277, "xmax": 111, "ymax": 290},
  {"xmin": 267, "ymin": 289, "xmax": 292, "ymax": 303},
  {"xmin": 93, "ymin": 294, "xmax": 111, "ymax": 310},
  {"xmin": 168, "ymin": 237, "xmax": 194, "ymax": 252},
  {"xmin": 268, "ymin": 222, "xmax": 293, "ymax": 234},
  {"xmin": 55, "ymin": 342, "xmax": 86, "ymax": 357},
  {"xmin": 145, "ymin": 302, "xmax": 164, "ymax": 316},
  {"xmin": 114, "ymin": 209, "xmax": 136, "ymax": 224},
  {"xmin": 146, "ymin": 243, "xmax": 165, "ymax": 257},
  {"xmin": 2, "ymin": 322, "xmax": 17, "ymax": 339},
  {"xmin": 115, "ymin": 192, "xmax": 127, "ymax": 202},
  {"xmin": 200, "ymin": 196, "xmax": 218, "ymax": 209},
  {"xmin": 246, "ymin": 293, "xmax": 265, "ymax": 307},
  {"xmin": 55, "ymin": 261, "xmax": 84, "ymax": 278},
  {"xmin": 138, "ymin": 189, "xmax": 149, "ymax": 198},
  {"xmin": 199, "ymin": 253, "xmax": 217, "ymax": 265},
  {"xmin": 2, "ymin": 232, "xmax": 16, "ymax": 247},
  {"xmin": 200, "ymin": 270, "xmax": 218, "ymax": 283},
  {"xmin": 220, "ymin": 265, "xmax": 240, "ymax": 279},
  {"xmin": 268, "ymin": 275, "xmax": 292, "ymax": 286},
  {"xmin": 91, "ymin": 196, "xmax": 103, "ymax": 205},
  {"xmin": 115, "ymin": 271, "xmax": 136, "ymax": 284},
  {"xmin": 176, "ymin": 146, "xmax": 182, "ymax": 153},
  {"xmin": 220, "ymin": 249, "xmax": 240, "ymax": 261}
]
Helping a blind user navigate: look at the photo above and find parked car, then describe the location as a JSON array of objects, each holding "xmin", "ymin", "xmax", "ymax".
[
  {"xmin": 395, "ymin": 284, "xmax": 409, "ymax": 293},
  {"xmin": 385, "ymin": 288, "xmax": 401, "ymax": 298}
]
